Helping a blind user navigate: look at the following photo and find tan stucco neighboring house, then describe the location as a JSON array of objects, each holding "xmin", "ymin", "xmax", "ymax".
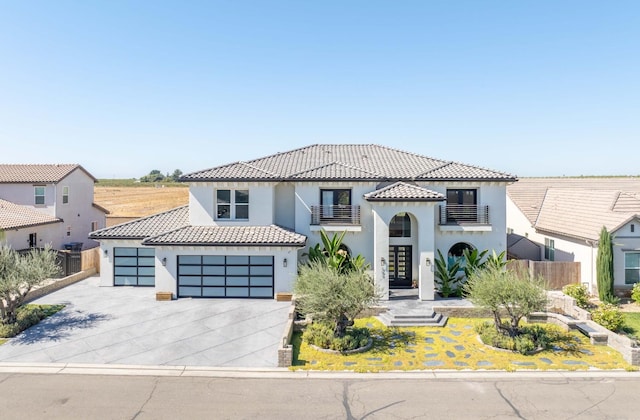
[
  {"xmin": 91, "ymin": 144, "xmax": 516, "ymax": 301},
  {"xmin": 507, "ymin": 177, "xmax": 640, "ymax": 294},
  {"xmin": 0, "ymin": 164, "xmax": 108, "ymax": 251}
]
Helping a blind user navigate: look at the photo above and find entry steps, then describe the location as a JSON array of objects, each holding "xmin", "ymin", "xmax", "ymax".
[{"xmin": 377, "ymin": 309, "xmax": 448, "ymax": 327}]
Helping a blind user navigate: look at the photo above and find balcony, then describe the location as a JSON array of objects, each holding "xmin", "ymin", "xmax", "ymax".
[
  {"xmin": 311, "ymin": 205, "xmax": 361, "ymax": 228},
  {"xmin": 439, "ymin": 204, "xmax": 491, "ymax": 230}
]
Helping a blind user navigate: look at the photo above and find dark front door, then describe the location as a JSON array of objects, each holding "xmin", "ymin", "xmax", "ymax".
[{"xmin": 389, "ymin": 245, "xmax": 412, "ymax": 288}]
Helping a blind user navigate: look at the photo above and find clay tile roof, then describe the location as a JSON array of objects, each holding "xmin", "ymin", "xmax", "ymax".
[
  {"xmin": 181, "ymin": 144, "xmax": 516, "ymax": 182},
  {"xmin": 508, "ymin": 176, "xmax": 640, "ymax": 241},
  {"xmin": 364, "ymin": 182, "xmax": 445, "ymax": 202},
  {"xmin": 0, "ymin": 164, "xmax": 96, "ymax": 183},
  {"xmin": 0, "ymin": 199, "xmax": 62, "ymax": 230},
  {"xmin": 142, "ymin": 225, "xmax": 307, "ymax": 247},
  {"xmin": 89, "ymin": 206, "xmax": 189, "ymax": 239}
]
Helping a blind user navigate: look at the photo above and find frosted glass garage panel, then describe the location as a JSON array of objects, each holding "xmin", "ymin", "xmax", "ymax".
[
  {"xmin": 115, "ymin": 276, "xmax": 137, "ymax": 286},
  {"xmin": 250, "ymin": 288, "xmax": 273, "ymax": 297},
  {"xmin": 250, "ymin": 256, "xmax": 273, "ymax": 265},
  {"xmin": 178, "ymin": 276, "xmax": 202, "ymax": 286},
  {"xmin": 226, "ymin": 288, "xmax": 249, "ymax": 297},
  {"xmin": 180, "ymin": 265, "xmax": 201, "ymax": 275},
  {"xmin": 203, "ymin": 256, "xmax": 225, "ymax": 265},
  {"xmin": 202, "ymin": 288, "xmax": 225, "ymax": 297},
  {"xmin": 179, "ymin": 256, "xmax": 201, "ymax": 265},
  {"xmin": 138, "ymin": 277, "xmax": 155, "ymax": 286},
  {"xmin": 203, "ymin": 266, "xmax": 225, "ymax": 275},
  {"xmin": 250, "ymin": 266, "xmax": 273, "ymax": 275},
  {"xmin": 179, "ymin": 287, "xmax": 202, "ymax": 297},
  {"xmin": 251, "ymin": 277, "xmax": 273, "ymax": 287},
  {"xmin": 203, "ymin": 276, "xmax": 225, "ymax": 286},
  {"xmin": 227, "ymin": 266, "xmax": 249, "ymax": 275},
  {"xmin": 227, "ymin": 277, "xmax": 249, "ymax": 286},
  {"xmin": 227, "ymin": 256, "xmax": 249, "ymax": 265}
]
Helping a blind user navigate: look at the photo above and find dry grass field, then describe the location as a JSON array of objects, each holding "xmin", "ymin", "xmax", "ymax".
[{"xmin": 94, "ymin": 186, "xmax": 189, "ymax": 226}]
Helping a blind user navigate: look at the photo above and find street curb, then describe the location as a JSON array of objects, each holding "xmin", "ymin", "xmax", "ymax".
[{"xmin": 1, "ymin": 362, "xmax": 639, "ymax": 379}]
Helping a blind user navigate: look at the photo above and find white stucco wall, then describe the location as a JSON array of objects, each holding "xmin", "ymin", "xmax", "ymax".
[
  {"xmin": 188, "ymin": 182, "xmax": 276, "ymax": 226},
  {"xmin": 1, "ymin": 169, "xmax": 105, "ymax": 250},
  {"xmin": 613, "ymin": 219, "xmax": 640, "ymax": 289},
  {"xmin": 56, "ymin": 169, "xmax": 105, "ymax": 249},
  {"xmin": 2, "ymin": 223, "xmax": 62, "ymax": 251},
  {"xmin": 274, "ymin": 183, "xmax": 295, "ymax": 230},
  {"xmin": 153, "ymin": 246, "xmax": 301, "ymax": 298}
]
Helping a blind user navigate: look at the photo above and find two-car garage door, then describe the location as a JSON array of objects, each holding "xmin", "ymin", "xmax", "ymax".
[{"xmin": 177, "ymin": 255, "xmax": 274, "ymax": 298}]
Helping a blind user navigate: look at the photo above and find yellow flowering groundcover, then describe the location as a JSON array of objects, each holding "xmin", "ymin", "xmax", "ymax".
[{"xmin": 292, "ymin": 317, "xmax": 630, "ymax": 372}]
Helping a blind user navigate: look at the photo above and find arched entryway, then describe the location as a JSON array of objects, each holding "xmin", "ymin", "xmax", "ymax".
[
  {"xmin": 448, "ymin": 242, "xmax": 474, "ymax": 270},
  {"xmin": 388, "ymin": 212, "xmax": 417, "ymax": 288}
]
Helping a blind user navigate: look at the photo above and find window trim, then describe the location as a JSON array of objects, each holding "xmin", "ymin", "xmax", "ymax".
[
  {"xmin": 34, "ymin": 186, "xmax": 45, "ymax": 205},
  {"xmin": 625, "ymin": 252, "xmax": 640, "ymax": 285},
  {"xmin": 389, "ymin": 213, "xmax": 411, "ymax": 238},
  {"xmin": 62, "ymin": 186, "xmax": 69, "ymax": 204},
  {"xmin": 544, "ymin": 238, "xmax": 555, "ymax": 261},
  {"xmin": 216, "ymin": 189, "xmax": 249, "ymax": 220}
]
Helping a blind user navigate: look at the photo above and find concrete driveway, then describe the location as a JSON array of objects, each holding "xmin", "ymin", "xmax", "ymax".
[{"xmin": 0, "ymin": 276, "xmax": 291, "ymax": 367}]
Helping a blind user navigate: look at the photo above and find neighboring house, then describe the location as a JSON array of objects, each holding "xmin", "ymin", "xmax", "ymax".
[
  {"xmin": 90, "ymin": 144, "xmax": 516, "ymax": 300},
  {"xmin": 0, "ymin": 164, "xmax": 108, "ymax": 251},
  {"xmin": 507, "ymin": 178, "xmax": 640, "ymax": 294}
]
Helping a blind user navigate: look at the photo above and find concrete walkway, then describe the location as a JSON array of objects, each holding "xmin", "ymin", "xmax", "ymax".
[{"xmin": 0, "ymin": 276, "xmax": 291, "ymax": 367}]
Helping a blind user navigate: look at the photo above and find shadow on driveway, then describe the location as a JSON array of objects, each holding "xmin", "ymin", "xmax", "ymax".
[{"xmin": 13, "ymin": 308, "xmax": 112, "ymax": 345}]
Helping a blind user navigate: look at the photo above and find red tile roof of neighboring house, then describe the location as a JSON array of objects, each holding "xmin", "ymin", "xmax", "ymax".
[
  {"xmin": 0, "ymin": 199, "xmax": 62, "ymax": 230},
  {"xmin": 0, "ymin": 164, "xmax": 97, "ymax": 183}
]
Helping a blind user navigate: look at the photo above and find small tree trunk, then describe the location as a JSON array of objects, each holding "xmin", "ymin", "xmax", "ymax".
[{"xmin": 334, "ymin": 314, "xmax": 350, "ymax": 338}]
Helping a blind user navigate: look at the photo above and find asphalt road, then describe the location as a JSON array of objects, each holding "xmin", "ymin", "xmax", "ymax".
[{"xmin": 2, "ymin": 373, "xmax": 640, "ymax": 419}]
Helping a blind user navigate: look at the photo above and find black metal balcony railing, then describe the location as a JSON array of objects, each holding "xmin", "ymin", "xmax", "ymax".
[
  {"xmin": 439, "ymin": 204, "xmax": 490, "ymax": 225},
  {"xmin": 311, "ymin": 205, "xmax": 361, "ymax": 226}
]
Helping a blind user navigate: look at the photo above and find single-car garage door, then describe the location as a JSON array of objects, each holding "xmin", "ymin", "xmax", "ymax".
[
  {"xmin": 113, "ymin": 247, "xmax": 155, "ymax": 286},
  {"xmin": 177, "ymin": 255, "xmax": 274, "ymax": 298}
]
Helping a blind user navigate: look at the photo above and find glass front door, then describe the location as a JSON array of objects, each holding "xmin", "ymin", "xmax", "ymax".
[{"xmin": 389, "ymin": 245, "xmax": 412, "ymax": 288}]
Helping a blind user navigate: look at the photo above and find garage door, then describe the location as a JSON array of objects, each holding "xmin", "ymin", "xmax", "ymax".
[
  {"xmin": 113, "ymin": 247, "xmax": 155, "ymax": 286},
  {"xmin": 177, "ymin": 255, "xmax": 274, "ymax": 298}
]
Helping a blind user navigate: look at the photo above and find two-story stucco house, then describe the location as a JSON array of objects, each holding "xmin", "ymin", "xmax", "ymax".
[
  {"xmin": 90, "ymin": 144, "xmax": 516, "ymax": 300},
  {"xmin": 507, "ymin": 177, "xmax": 640, "ymax": 295},
  {"xmin": 0, "ymin": 164, "xmax": 108, "ymax": 251}
]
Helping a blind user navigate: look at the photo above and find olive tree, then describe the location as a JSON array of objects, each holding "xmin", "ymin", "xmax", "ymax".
[
  {"xmin": 464, "ymin": 266, "xmax": 547, "ymax": 337},
  {"xmin": 0, "ymin": 245, "xmax": 60, "ymax": 324},
  {"xmin": 294, "ymin": 261, "xmax": 379, "ymax": 337}
]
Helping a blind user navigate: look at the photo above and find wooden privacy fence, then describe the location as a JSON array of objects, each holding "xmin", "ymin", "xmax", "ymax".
[
  {"xmin": 56, "ymin": 247, "xmax": 100, "ymax": 277},
  {"xmin": 507, "ymin": 260, "xmax": 580, "ymax": 290}
]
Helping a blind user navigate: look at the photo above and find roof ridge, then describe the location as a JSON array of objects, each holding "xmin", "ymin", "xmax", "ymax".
[
  {"xmin": 238, "ymin": 161, "xmax": 280, "ymax": 177},
  {"xmin": 141, "ymin": 225, "xmax": 189, "ymax": 245},
  {"xmin": 90, "ymin": 205, "xmax": 188, "ymax": 235},
  {"xmin": 287, "ymin": 160, "xmax": 380, "ymax": 178}
]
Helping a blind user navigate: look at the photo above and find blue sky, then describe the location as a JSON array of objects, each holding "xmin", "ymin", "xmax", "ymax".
[{"xmin": 1, "ymin": 1, "xmax": 638, "ymax": 179}]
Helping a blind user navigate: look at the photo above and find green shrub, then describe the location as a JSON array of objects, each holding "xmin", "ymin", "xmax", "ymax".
[
  {"xmin": 591, "ymin": 303, "xmax": 624, "ymax": 332},
  {"xmin": 632, "ymin": 283, "xmax": 640, "ymax": 305},
  {"xmin": 563, "ymin": 284, "xmax": 590, "ymax": 309},
  {"xmin": 0, "ymin": 304, "xmax": 64, "ymax": 338},
  {"xmin": 304, "ymin": 322, "xmax": 370, "ymax": 352},
  {"xmin": 475, "ymin": 321, "xmax": 578, "ymax": 355}
]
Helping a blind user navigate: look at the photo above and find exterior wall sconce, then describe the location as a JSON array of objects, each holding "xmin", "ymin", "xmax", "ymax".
[
  {"xmin": 380, "ymin": 257, "xmax": 386, "ymax": 267},
  {"xmin": 103, "ymin": 249, "xmax": 108, "ymax": 257},
  {"xmin": 162, "ymin": 257, "xmax": 167, "ymax": 266},
  {"xmin": 283, "ymin": 258, "xmax": 288, "ymax": 267},
  {"xmin": 425, "ymin": 257, "xmax": 432, "ymax": 266}
]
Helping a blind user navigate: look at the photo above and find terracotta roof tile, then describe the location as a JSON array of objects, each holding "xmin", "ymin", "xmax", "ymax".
[
  {"xmin": 142, "ymin": 225, "xmax": 307, "ymax": 247},
  {"xmin": 0, "ymin": 164, "xmax": 96, "ymax": 183},
  {"xmin": 364, "ymin": 182, "xmax": 444, "ymax": 201},
  {"xmin": 508, "ymin": 177, "xmax": 640, "ymax": 240},
  {"xmin": 181, "ymin": 144, "xmax": 516, "ymax": 182},
  {"xmin": 89, "ymin": 206, "xmax": 189, "ymax": 239},
  {"xmin": 0, "ymin": 199, "xmax": 62, "ymax": 230}
]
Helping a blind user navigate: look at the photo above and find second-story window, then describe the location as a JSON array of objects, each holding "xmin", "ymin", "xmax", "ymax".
[
  {"xmin": 320, "ymin": 189, "xmax": 351, "ymax": 219},
  {"xmin": 62, "ymin": 186, "xmax": 69, "ymax": 204},
  {"xmin": 34, "ymin": 186, "xmax": 45, "ymax": 205},
  {"xmin": 216, "ymin": 189, "xmax": 249, "ymax": 220}
]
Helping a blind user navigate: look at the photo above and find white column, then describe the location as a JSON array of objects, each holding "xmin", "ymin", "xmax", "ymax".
[{"xmin": 372, "ymin": 210, "xmax": 389, "ymax": 300}]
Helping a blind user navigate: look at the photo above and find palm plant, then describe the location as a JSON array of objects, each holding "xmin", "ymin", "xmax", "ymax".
[{"xmin": 434, "ymin": 250, "xmax": 463, "ymax": 297}]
